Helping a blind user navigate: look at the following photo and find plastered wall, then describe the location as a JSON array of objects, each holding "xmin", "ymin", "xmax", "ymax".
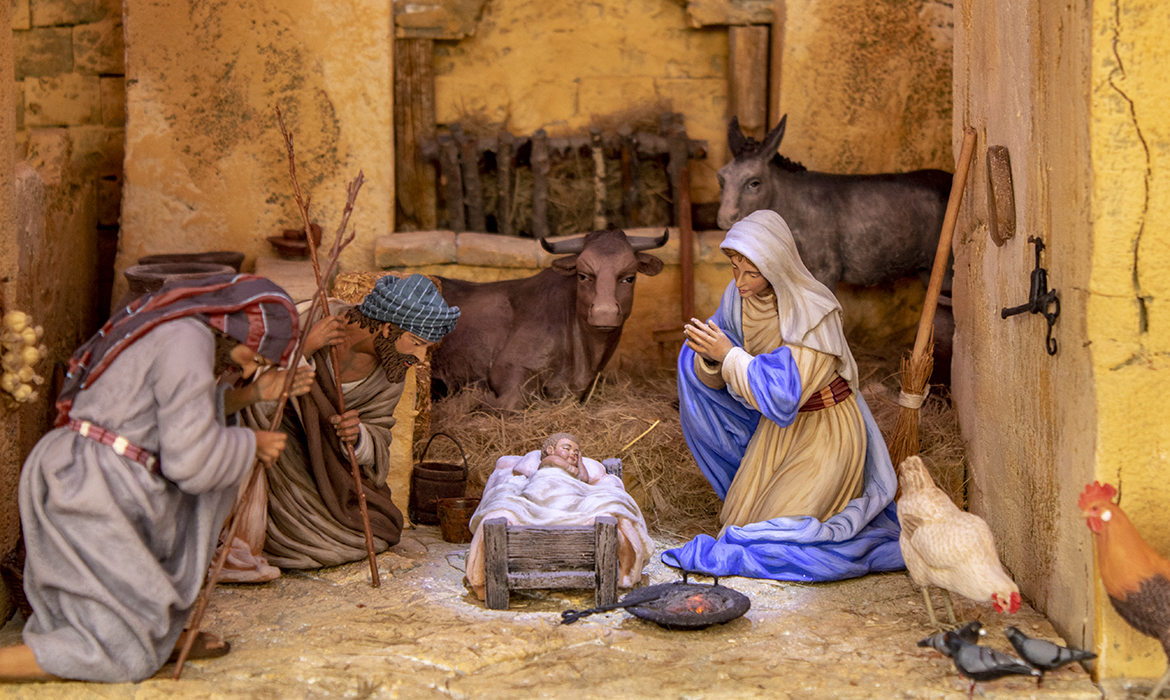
[
  {"xmin": 954, "ymin": 0, "xmax": 1170, "ymax": 679},
  {"xmin": 117, "ymin": 0, "xmax": 394, "ymax": 303}
]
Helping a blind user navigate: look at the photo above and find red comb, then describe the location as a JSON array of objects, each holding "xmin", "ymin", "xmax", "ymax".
[{"xmin": 1078, "ymin": 481, "xmax": 1117, "ymax": 509}]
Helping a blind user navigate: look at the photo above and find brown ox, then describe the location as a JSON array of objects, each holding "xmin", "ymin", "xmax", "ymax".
[{"xmin": 431, "ymin": 229, "xmax": 667, "ymax": 409}]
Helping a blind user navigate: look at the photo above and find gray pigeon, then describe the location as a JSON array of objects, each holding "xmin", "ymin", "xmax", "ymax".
[
  {"xmin": 917, "ymin": 620, "xmax": 985, "ymax": 657},
  {"xmin": 1005, "ymin": 625, "xmax": 1097, "ymax": 687},
  {"xmin": 945, "ymin": 631, "xmax": 1040, "ymax": 699}
]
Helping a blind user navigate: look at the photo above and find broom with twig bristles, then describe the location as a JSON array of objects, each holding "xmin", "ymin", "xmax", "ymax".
[{"xmin": 887, "ymin": 126, "xmax": 978, "ymax": 470}]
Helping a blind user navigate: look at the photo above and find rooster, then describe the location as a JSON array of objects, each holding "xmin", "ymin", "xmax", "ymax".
[
  {"xmin": 1080, "ymin": 481, "xmax": 1170, "ymax": 700},
  {"xmin": 897, "ymin": 456, "xmax": 1021, "ymax": 629}
]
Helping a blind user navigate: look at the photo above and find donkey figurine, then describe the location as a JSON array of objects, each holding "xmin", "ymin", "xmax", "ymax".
[{"xmin": 717, "ymin": 115, "xmax": 952, "ymax": 289}]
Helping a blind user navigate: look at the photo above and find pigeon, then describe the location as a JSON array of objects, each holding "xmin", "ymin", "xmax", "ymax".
[
  {"xmin": 945, "ymin": 630, "xmax": 1040, "ymax": 699},
  {"xmin": 1005, "ymin": 625, "xmax": 1097, "ymax": 687},
  {"xmin": 917, "ymin": 620, "xmax": 985, "ymax": 657}
]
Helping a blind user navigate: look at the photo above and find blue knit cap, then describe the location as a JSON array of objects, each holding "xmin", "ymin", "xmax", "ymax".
[{"xmin": 358, "ymin": 274, "xmax": 460, "ymax": 342}]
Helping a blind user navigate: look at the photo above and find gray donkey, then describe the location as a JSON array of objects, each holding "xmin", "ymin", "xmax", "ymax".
[{"xmin": 717, "ymin": 115, "xmax": 952, "ymax": 289}]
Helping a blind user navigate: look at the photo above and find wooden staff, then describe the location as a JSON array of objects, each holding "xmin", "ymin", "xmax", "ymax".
[
  {"xmin": 276, "ymin": 110, "xmax": 380, "ymax": 588},
  {"xmin": 173, "ymin": 231, "xmax": 352, "ymax": 678},
  {"xmin": 887, "ymin": 126, "xmax": 978, "ymax": 469}
]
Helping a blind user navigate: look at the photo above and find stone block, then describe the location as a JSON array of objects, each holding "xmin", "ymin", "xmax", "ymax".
[
  {"xmin": 74, "ymin": 18, "xmax": 124, "ymax": 74},
  {"xmin": 375, "ymin": 231, "xmax": 457, "ymax": 267},
  {"xmin": 24, "ymin": 73, "xmax": 101, "ymax": 126},
  {"xmin": 97, "ymin": 176, "xmax": 121, "ymax": 226},
  {"xmin": 13, "ymin": 26, "xmax": 73, "ymax": 80},
  {"xmin": 456, "ymin": 232, "xmax": 541, "ymax": 268},
  {"xmin": 30, "ymin": 0, "xmax": 101, "ymax": 26},
  {"xmin": 25, "ymin": 128, "xmax": 72, "ymax": 186},
  {"xmin": 12, "ymin": 0, "xmax": 31, "ymax": 29},
  {"xmin": 68, "ymin": 124, "xmax": 123, "ymax": 178},
  {"xmin": 253, "ymin": 257, "xmax": 331, "ymax": 304},
  {"xmin": 100, "ymin": 75, "xmax": 124, "ymax": 125}
]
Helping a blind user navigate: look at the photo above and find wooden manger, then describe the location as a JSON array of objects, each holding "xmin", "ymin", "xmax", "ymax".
[{"xmin": 483, "ymin": 515, "xmax": 619, "ymax": 610}]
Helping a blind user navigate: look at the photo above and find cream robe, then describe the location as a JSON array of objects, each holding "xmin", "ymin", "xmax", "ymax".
[{"xmin": 696, "ymin": 292, "xmax": 865, "ymax": 532}]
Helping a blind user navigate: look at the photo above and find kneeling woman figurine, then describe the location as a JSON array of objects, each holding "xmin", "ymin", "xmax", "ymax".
[
  {"xmin": 668, "ymin": 210, "xmax": 902, "ymax": 581},
  {"xmin": 0, "ymin": 275, "xmax": 303, "ymax": 682}
]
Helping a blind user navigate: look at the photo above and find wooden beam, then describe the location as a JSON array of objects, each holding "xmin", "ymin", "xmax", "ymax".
[
  {"xmin": 393, "ymin": 38, "xmax": 437, "ymax": 230},
  {"xmin": 531, "ymin": 129, "xmax": 550, "ymax": 239},
  {"xmin": 769, "ymin": 0, "xmax": 786, "ymax": 129},
  {"xmin": 729, "ymin": 25, "xmax": 769, "ymax": 141}
]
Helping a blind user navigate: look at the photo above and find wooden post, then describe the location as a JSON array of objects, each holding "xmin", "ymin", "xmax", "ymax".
[
  {"xmin": 769, "ymin": 0, "xmax": 786, "ymax": 130},
  {"xmin": 678, "ymin": 166, "xmax": 694, "ymax": 323},
  {"xmin": 438, "ymin": 133, "xmax": 465, "ymax": 231},
  {"xmin": 393, "ymin": 38, "xmax": 437, "ymax": 230},
  {"xmin": 531, "ymin": 129, "xmax": 550, "ymax": 238},
  {"xmin": 729, "ymin": 25, "xmax": 770, "ymax": 141},
  {"xmin": 496, "ymin": 131, "xmax": 514, "ymax": 236},
  {"xmin": 594, "ymin": 516, "xmax": 618, "ymax": 607},
  {"xmin": 619, "ymin": 125, "xmax": 639, "ymax": 228},
  {"xmin": 591, "ymin": 128, "xmax": 607, "ymax": 231},
  {"xmin": 665, "ymin": 114, "xmax": 688, "ymax": 227},
  {"xmin": 484, "ymin": 518, "xmax": 509, "ymax": 610},
  {"xmin": 452, "ymin": 123, "xmax": 485, "ymax": 232}
]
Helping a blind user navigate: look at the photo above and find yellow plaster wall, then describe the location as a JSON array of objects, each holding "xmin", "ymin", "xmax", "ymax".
[
  {"xmin": 1087, "ymin": 0, "xmax": 1170, "ymax": 678},
  {"xmin": 954, "ymin": 0, "xmax": 1170, "ymax": 679},
  {"xmin": 776, "ymin": 0, "xmax": 954, "ymax": 174},
  {"xmin": 117, "ymin": 0, "xmax": 394, "ymax": 303}
]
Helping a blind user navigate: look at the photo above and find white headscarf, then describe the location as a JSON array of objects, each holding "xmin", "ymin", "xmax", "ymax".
[{"xmin": 720, "ymin": 210, "xmax": 858, "ymax": 387}]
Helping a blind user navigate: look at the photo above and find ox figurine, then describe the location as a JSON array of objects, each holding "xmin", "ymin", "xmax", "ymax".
[
  {"xmin": 431, "ymin": 229, "xmax": 668, "ymax": 409},
  {"xmin": 718, "ymin": 115, "xmax": 952, "ymax": 289}
]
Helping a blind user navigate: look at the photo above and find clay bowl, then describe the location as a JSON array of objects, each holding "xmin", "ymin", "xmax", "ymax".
[
  {"xmin": 122, "ymin": 262, "xmax": 238, "ymax": 299},
  {"xmin": 267, "ymin": 236, "xmax": 312, "ymax": 259},
  {"xmin": 138, "ymin": 251, "xmax": 245, "ymax": 272}
]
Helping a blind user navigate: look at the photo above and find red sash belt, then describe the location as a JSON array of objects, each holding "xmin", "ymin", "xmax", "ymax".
[
  {"xmin": 67, "ymin": 419, "xmax": 160, "ymax": 474},
  {"xmin": 798, "ymin": 376, "xmax": 852, "ymax": 413}
]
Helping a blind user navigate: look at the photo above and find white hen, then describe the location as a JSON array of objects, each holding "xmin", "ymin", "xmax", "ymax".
[{"xmin": 897, "ymin": 456, "xmax": 1021, "ymax": 628}]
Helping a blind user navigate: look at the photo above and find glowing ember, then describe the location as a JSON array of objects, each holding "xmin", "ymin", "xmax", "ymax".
[{"xmin": 686, "ymin": 594, "xmax": 707, "ymax": 614}]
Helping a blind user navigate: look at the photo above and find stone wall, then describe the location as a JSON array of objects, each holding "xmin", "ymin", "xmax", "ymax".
[{"xmin": 11, "ymin": 0, "xmax": 124, "ymax": 312}]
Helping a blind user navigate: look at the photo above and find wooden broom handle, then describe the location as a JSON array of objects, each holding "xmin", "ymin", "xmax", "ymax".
[{"xmin": 910, "ymin": 126, "xmax": 978, "ymax": 362}]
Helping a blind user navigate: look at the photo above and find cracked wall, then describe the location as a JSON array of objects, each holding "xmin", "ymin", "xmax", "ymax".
[
  {"xmin": 953, "ymin": 0, "xmax": 1169, "ymax": 680},
  {"xmin": 117, "ymin": 0, "xmax": 394, "ymax": 302}
]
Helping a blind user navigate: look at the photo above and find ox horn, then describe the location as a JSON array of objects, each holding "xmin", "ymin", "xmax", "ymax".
[
  {"xmin": 540, "ymin": 236, "xmax": 585, "ymax": 255},
  {"xmin": 627, "ymin": 230, "xmax": 669, "ymax": 252}
]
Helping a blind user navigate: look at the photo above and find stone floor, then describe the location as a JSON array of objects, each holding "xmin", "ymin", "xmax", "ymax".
[{"xmin": 0, "ymin": 526, "xmax": 1133, "ymax": 699}]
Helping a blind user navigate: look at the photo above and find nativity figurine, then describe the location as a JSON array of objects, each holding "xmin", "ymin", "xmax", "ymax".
[
  {"xmin": 665, "ymin": 209, "xmax": 904, "ymax": 582},
  {"xmin": 465, "ymin": 433, "xmax": 653, "ymax": 599}
]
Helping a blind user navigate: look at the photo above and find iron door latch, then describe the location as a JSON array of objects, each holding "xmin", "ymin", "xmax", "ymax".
[{"xmin": 1001, "ymin": 236, "xmax": 1060, "ymax": 355}]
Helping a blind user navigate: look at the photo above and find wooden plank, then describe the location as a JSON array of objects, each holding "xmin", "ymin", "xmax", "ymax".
[
  {"xmin": 531, "ymin": 129, "xmax": 550, "ymax": 238},
  {"xmin": 591, "ymin": 128, "xmax": 607, "ymax": 230},
  {"xmin": 496, "ymin": 131, "xmax": 514, "ymax": 236},
  {"xmin": 438, "ymin": 133, "xmax": 465, "ymax": 231},
  {"xmin": 685, "ymin": 0, "xmax": 774, "ymax": 27},
  {"xmin": 452, "ymin": 123, "xmax": 486, "ymax": 232},
  {"xmin": 619, "ymin": 125, "xmax": 639, "ymax": 228},
  {"xmin": 664, "ymin": 113, "xmax": 688, "ymax": 227},
  {"xmin": 594, "ymin": 516, "xmax": 618, "ymax": 607},
  {"xmin": 508, "ymin": 572, "xmax": 596, "ymax": 590},
  {"xmin": 507, "ymin": 525, "xmax": 596, "ymax": 572},
  {"xmin": 678, "ymin": 166, "xmax": 694, "ymax": 323},
  {"xmin": 729, "ymin": 25, "xmax": 769, "ymax": 141},
  {"xmin": 393, "ymin": 38, "xmax": 438, "ymax": 230},
  {"xmin": 484, "ymin": 518, "xmax": 509, "ymax": 610}
]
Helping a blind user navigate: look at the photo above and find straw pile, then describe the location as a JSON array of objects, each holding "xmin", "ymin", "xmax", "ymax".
[
  {"xmin": 425, "ymin": 351, "xmax": 969, "ymax": 539},
  {"xmin": 425, "ymin": 370, "xmax": 723, "ymax": 538}
]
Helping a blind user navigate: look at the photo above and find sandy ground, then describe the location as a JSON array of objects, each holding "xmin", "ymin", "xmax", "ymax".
[{"xmin": 0, "ymin": 526, "xmax": 1117, "ymax": 699}]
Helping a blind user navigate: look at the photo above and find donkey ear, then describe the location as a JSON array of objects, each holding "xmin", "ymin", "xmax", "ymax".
[
  {"xmin": 727, "ymin": 116, "xmax": 747, "ymax": 157},
  {"xmin": 760, "ymin": 115, "xmax": 787, "ymax": 157},
  {"xmin": 551, "ymin": 255, "xmax": 579, "ymax": 276}
]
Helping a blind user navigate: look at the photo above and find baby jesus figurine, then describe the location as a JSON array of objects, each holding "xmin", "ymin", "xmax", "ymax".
[{"xmin": 464, "ymin": 433, "xmax": 653, "ymax": 600}]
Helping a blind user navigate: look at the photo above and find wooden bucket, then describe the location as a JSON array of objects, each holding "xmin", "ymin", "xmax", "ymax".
[
  {"xmin": 437, "ymin": 497, "xmax": 481, "ymax": 543},
  {"xmin": 409, "ymin": 433, "xmax": 468, "ymax": 525}
]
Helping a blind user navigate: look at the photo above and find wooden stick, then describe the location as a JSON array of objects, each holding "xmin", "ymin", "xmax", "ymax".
[
  {"xmin": 620, "ymin": 419, "xmax": 660, "ymax": 453},
  {"xmin": 277, "ymin": 109, "xmax": 379, "ymax": 589},
  {"xmin": 438, "ymin": 134, "xmax": 465, "ymax": 231},
  {"xmin": 591, "ymin": 128, "xmax": 606, "ymax": 231},
  {"xmin": 887, "ymin": 126, "xmax": 978, "ymax": 469},
  {"xmin": 453, "ymin": 123, "xmax": 486, "ymax": 232},
  {"xmin": 618, "ymin": 125, "xmax": 638, "ymax": 228},
  {"xmin": 678, "ymin": 165, "xmax": 694, "ymax": 323},
  {"xmin": 496, "ymin": 131, "xmax": 514, "ymax": 236}
]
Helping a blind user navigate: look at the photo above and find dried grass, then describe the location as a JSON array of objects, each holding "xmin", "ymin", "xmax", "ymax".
[{"xmin": 425, "ymin": 352, "xmax": 969, "ymax": 538}]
